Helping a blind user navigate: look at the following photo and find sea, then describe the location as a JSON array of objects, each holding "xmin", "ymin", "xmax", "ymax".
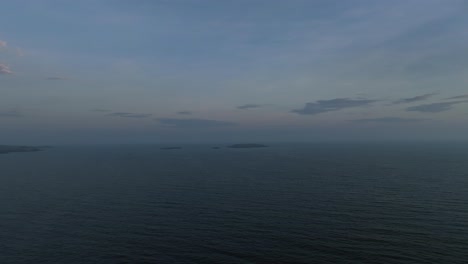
[{"xmin": 0, "ymin": 143, "xmax": 467, "ymax": 263}]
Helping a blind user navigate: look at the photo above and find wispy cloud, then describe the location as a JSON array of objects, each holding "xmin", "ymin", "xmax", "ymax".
[
  {"xmin": 393, "ymin": 93, "xmax": 436, "ymax": 104},
  {"xmin": 108, "ymin": 112, "xmax": 152, "ymax": 118},
  {"xmin": 406, "ymin": 101, "xmax": 468, "ymax": 113},
  {"xmin": 292, "ymin": 98, "xmax": 377, "ymax": 115},
  {"xmin": 177, "ymin": 111, "xmax": 192, "ymax": 115},
  {"xmin": 353, "ymin": 117, "xmax": 427, "ymax": 123},
  {"xmin": 0, "ymin": 110, "xmax": 22, "ymax": 117},
  {"xmin": 446, "ymin": 94, "xmax": 468, "ymax": 100},
  {"xmin": 157, "ymin": 118, "xmax": 236, "ymax": 128},
  {"xmin": 237, "ymin": 104, "xmax": 262, "ymax": 110},
  {"xmin": 0, "ymin": 64, "xmax": 12, "ymax": 74},
  {"xmin": 0, "ymin": 40, "xmax": 6, "ymax": 48}
]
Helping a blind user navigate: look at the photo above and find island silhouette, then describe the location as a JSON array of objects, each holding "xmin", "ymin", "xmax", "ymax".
[{"xmin": 0, "ymin": 145, "xmax": 45, "ymax": 154}]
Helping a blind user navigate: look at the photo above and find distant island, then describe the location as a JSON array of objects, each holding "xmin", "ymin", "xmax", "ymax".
[
  {"xmin": 161, "ymin": 147, "xmax": 182, "ymax": 150},
  {"xmin": 0, "ymin": 145, "xmax": 44, "ymax": 154},
  {"xmin": 228, "ymin": 144, "xmax": 268, "ymax": 148}
]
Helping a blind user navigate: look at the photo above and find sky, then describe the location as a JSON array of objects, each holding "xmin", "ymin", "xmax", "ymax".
[{"xmin": 1, "ymin": 0, "xmax": 468, "ymax": 144}]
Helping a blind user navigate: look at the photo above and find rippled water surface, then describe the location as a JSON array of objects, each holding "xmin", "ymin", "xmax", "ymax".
[{"xmin": 1, "ymin": 143, "xmax": 467, "ymax": 263}]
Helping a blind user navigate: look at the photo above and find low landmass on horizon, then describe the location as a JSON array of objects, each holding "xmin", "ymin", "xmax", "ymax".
[{"xmin": 0, "ymin": 145, "xmax": 45, "ymax": 154}]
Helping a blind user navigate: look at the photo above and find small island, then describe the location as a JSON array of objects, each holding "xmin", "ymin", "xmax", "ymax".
[
  {"xmin": 0, "ymin": 145, "xmax": 44, "ymax": 154},
  {"xmin": 228, "ymin": 144, "xmax": 268, "ymax": 148}
]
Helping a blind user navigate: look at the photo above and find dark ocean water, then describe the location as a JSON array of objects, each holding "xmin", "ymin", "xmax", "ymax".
[{"xmin": 1, "ymin": 143, "xmax": 467, "ymax": 263}]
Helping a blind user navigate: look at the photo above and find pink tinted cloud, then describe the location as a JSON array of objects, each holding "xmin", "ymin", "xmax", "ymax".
[
  {"xmin": 0, "ymin": 40, "xmax": 7, "ymax": 48},
  {"xmin": 0, "ymin": 64, "xmax": 12, "ymax": 74}
]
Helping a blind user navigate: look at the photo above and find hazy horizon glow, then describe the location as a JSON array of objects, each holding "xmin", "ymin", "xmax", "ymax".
[{"xmin": 1, "ymin": 0, "xmax": 468, "ymax": 144}]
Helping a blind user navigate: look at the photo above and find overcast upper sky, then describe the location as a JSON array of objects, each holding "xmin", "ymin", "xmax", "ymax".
[{"xmin": 1, "ymin": 0, "xmax": 468, "ymax": 144}]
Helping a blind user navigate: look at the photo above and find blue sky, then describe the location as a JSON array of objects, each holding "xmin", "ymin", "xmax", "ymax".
[{"xmin": 1, "ymin": 0, "xmax": 468, "ymax": 144}]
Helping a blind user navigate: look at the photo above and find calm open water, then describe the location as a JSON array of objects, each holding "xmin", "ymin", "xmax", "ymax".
[{"xmin": 1, "ymin": 143, "xmax": 467, "ymax": 263}]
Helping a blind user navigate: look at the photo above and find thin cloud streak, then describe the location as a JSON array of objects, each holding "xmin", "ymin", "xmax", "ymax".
[
  {"xmin": 406, "ymin": 101, "xmax": 468, "ymax": 113},
  {"xmin": 177, "ymin": 111, "xmax": 192, "ymax": 115},
  {"xmin": 292, "ymin": 98, "xmax": 377, "ymax": 115},
  {"xmin": 108, "ymin": 112, "xmax": 152, "ymax": 118},
  {"xmin": 352, "ymin": 117, "xmax": 427, "ymax": 123},
  {"xmin": 446, "ymin": 94, "xmax": 468, "ymax": 100},
  {"xmin": 157, "ymin": 118, "xmax": 236, "ymax": 128},
  {"xmin": 237, "ymin": 104, "xmax": 262, "ymax": 110},
  {"xmin": 393, "ymin": 93, "xmax": 436, "ymax": 104}
]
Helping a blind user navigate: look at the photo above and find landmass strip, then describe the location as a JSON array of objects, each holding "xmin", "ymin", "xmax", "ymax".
[{"xmin": 0, "ymin": 145, "xmax": 45, "ymax": 154}]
